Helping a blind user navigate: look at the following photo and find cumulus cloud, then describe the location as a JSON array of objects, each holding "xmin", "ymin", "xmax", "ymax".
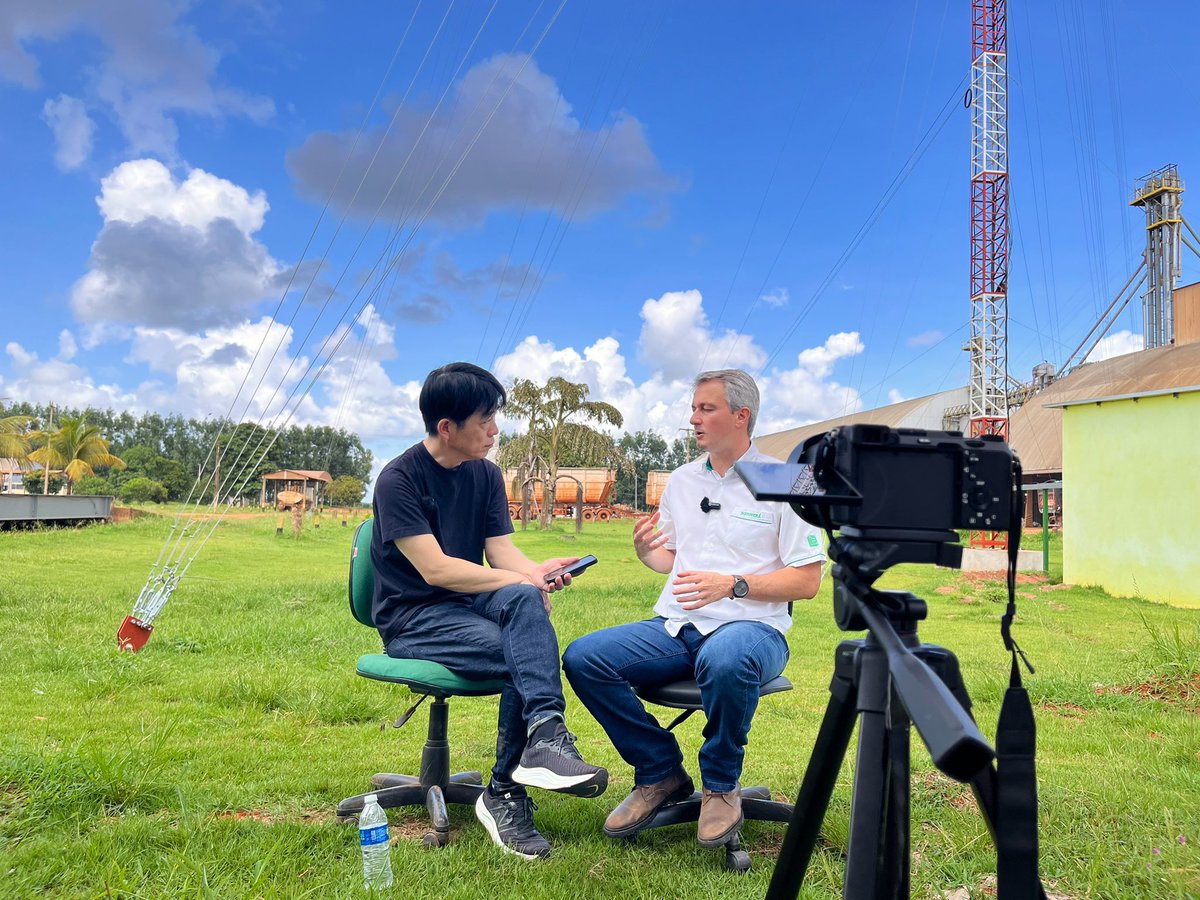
[
  {"xmin": 287, "ymin": 53, "xmax": 675, "ymax": 228},
  {"xmin": 1, "ymin": 340, "xmax": 141, "ymax": 411},
  {"xmin": 71, "ymin": 159, "xmax": 282, "ymax": 332},
  {"xmin": 1, "ymin": 2, "xmax": 272, "ymax": 160},
  {"xmin": 42, "ymin": 94, "xmax": 94, "ymax": 170},
  {"xmin": 638, "ymin": 289, "xmax": 765, "ymax": 381},
  {"xmin": 494, "ymin": 289, "xmax": 867, "ymax": 439},
  {"xmin": 1085, "ymin": 329, "xmax": 1142, "ymax": 363}
]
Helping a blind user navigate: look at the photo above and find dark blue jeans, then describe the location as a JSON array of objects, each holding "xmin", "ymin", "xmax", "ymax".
[
  {"xmin": 563, "ymin": 617, "xmax": 789, "ymax": 793},
  {"xmin": 384, "ymin": 584, "xmax": 566, "ymax": 788}
]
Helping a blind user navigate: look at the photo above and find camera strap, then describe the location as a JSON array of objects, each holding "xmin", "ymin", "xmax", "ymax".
[{"xmin": 996, "ymin": 458, "xmax": 1042, "ymax": 899}]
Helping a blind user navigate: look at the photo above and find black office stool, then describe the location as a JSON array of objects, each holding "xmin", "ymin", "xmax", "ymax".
[{"xmin": 628, "ymin": 675, "xmax": 795, "ymax": 872}]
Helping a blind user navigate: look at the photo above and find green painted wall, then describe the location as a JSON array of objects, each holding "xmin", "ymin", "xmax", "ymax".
[{"xmin": 1062, "ymin": 389, "xmax": 1200, "ymax": 607}]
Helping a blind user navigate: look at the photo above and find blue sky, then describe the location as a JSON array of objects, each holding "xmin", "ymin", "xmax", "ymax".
[{"xmin": 2, "ymin": 1, "xmax": 1198, "ymax": 480}]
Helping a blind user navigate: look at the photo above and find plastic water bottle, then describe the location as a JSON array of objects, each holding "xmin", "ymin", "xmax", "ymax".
[{"xmin": 358, "ymin": 794, "xmax": 393, "ymax": 890}]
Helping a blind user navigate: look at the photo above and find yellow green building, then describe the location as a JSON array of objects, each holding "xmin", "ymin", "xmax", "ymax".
[{"xmin": 1048, "ymin": 384, "xmax": 1200, "ymax": 607}]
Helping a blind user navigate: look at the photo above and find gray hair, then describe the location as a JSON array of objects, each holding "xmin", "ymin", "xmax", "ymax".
[{"xmin": 694, "ymin": 369, "xmax": 760, "ymax": 436}]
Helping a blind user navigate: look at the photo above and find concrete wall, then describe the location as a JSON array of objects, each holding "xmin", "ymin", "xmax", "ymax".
[{"xmin": 1062, "ymin": 389, "xmax": 1200, "ymax": 606}]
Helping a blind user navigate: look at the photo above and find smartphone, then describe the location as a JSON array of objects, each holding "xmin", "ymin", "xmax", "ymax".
[{"xmin": 544, "ymin": 554, "xmax": 598, "ymax": 583}]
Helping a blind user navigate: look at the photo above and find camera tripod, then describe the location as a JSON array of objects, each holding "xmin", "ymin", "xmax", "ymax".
[{"xmin": 766, "ymin": 536, "xmax": 1045, "ymax": 900}]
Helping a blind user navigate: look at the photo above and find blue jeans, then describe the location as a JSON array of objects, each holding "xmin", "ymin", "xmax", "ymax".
[
  {"xmin": 563, "ymin": 617, "xmax": 789, "ymax": 793},
  {"xmin": 384, "ymin": 584, "xmax": 565, "ymax": 789}
]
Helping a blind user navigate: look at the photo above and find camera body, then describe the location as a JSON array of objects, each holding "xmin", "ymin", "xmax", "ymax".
[{"xmin": 792, "ymin": 424, "xmax": 1015, "ymax": 536}]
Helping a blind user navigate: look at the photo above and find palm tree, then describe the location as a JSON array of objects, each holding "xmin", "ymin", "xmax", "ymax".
[
  {"xmin": 0, "ymin": 406, "xmax": 34, "ymax": 462},
  {"xmin": 499, "ymin": 377, "xmax": 624, "ymax": 528},
  {"xmin": 28, "ymin": 415, "xmax": 126, "ymax": 495}
]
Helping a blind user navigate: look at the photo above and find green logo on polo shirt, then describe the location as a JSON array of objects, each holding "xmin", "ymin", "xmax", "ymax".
[{"xmin": 808, "ymin": 534, "xmax": 819, "ymax": 547}]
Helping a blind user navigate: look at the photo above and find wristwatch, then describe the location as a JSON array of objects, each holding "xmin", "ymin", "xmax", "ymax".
[{"xmin": 731, "ymin": 575, "xmax": 750, "ymax": 599}]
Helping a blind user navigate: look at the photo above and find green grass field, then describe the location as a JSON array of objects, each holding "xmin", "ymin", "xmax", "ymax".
[{"xmin": 1, "ymin": 513, "xmax": 1197, "ymax": 898}]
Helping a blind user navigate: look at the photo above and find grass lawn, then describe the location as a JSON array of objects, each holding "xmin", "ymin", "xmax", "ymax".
[{"xmin": 1, "ymin": 513, "xmax": 1197, "ymax": 898}]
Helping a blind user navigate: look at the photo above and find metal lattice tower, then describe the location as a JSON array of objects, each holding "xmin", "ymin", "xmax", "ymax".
[
  {"xmin": 1130, "ymin": 164, "xmax": 1184, "ymax": 349},
  {"xmin": 967, "ymin": 0, "xmax": 1009, "ymax": 440}
]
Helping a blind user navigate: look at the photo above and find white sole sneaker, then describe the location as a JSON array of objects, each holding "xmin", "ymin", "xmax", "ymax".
[
  {"xmin": 511, "ymin": 764, "xmax": 608, "ymax": 797},
  {"xmin": 473, "ymin": 794, "xmax": 548, "ymax": 860}
]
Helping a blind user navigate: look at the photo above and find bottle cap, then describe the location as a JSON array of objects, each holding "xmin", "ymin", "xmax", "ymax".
[{"xmin": 365, "ymin": 793, "xmax": 378, "ymax": 804}]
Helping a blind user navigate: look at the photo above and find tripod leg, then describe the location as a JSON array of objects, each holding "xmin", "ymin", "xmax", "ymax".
[
  {"xmin": 766, "ymin": 641, "xmax": 861, "ymax": 900},
  {"xmin": 883, "ymin": 692, "xmax": 911, "ymax": 900},
  {"xmin": 843, "ymin": 646, "xmax": 893, "ymax": 900}
]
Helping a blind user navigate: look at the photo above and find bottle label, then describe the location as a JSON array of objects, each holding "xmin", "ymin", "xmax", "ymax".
[{"xmin": 360, "ymin": 825, "xmax": 389, "ymax": 846}]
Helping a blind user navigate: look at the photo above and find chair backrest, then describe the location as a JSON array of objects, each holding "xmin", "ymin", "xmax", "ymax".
[{"xmin": 348, "ymin": 516, "xmax": 375, "ymax": 627}]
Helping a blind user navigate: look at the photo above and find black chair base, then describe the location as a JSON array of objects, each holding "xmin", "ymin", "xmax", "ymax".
[
  {"xmin": 619, "ymin": 784, "xmax": 792, "ymax": 872},
  {"xmin": 622, "ymin": 675, "xmax": 797, "ymax": 873},
  {"xmin": 336, "ymin": 695, "xmax": 485, "ymax": 847}
]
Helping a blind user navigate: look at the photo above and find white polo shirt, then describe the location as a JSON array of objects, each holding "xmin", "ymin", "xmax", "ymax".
[{"xmin": 653, "ymin": 443, "xmax": 825, "ymax": 636}]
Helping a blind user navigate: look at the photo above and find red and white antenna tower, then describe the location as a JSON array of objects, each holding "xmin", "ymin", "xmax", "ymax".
[
  {"xmin": 968, "ymin": 0, "xmax": 1009, "ymax": 440},
  {"xmin": 968, "ymin": 0, "xmax": 1009, "ymax": 547}
]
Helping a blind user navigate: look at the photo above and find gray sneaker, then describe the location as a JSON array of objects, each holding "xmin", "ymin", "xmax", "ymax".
[
  {"xmin": 512, "ymin": 722, "xmax": 609, "ymax": 797},
  {"xmin": 475, "ymin": 788, "xmax": 551, "ymax": 860}
]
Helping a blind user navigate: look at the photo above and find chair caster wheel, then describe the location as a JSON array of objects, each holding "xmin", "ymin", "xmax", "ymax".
[
  {"xmin": 725, "ymin": 848, "xmax": 751, "ymax": 872},
  {"xmin": 422, "ymin": 830, "xmax": 449, "ymax": 848},
  {"xmin": 336, "ymin": 814, "xmax": 358, "ymax": 825}
]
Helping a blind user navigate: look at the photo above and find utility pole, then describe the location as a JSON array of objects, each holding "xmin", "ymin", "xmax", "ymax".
[
  {"xmin": 212, "ymin": 436, "xmax": 221, "ymax": 511},
  {"xmin": 43, "ymin": 403, "xmax": 54, "ymax": 494}
]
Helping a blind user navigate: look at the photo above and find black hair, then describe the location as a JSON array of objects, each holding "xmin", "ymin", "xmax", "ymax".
[{"xmin": 419, "ymin": 362, "xmax": 507, "ymax": 435}]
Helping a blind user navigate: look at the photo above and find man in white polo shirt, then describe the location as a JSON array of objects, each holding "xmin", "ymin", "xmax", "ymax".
[{"xmin": 563, "ymin": 368, "xmax": 824, "ymax": 848}]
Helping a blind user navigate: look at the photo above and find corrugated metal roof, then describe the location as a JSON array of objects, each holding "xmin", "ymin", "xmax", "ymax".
[
  {"xmin": 755, "ymin": 387, "xmax": 967, "ymax": 461},
  {"xmin": 261, "ymin": 469, "xmax": 333, "ymax": 482},
  {"xmin": 757, "ymin": 340, "xmax": 1200, "ymax": 475}
]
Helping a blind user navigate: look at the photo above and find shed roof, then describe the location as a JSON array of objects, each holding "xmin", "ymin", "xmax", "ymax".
[
  {"xmin": 262, "ymin": 469, "xmax": 332, "ymax": 483},
  {"xmin": 757, "ymin": 340, "xmax": 1200, "ymax": 475}
]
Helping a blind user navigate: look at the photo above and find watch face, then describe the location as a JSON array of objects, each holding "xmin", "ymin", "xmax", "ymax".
[{"xmin": 733, "ymin": 577, "xmax": 749, "ymax": 598}]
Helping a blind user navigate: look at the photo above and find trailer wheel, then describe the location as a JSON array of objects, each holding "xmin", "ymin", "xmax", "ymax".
[
  {"xmin": 597, "ymin": 508, "xmax": 611, "ymax": 522},
  {"xmin": 582, "ymin": 509, "xmax": 595, "ymax": 521}
]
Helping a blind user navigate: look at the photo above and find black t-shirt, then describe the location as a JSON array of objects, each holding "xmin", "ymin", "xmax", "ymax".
[{"xmin": 370, "ymin": 442, "xmax": 514, "ymax": 644}]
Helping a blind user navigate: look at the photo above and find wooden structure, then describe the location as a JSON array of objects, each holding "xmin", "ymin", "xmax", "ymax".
[
  {"xmin": 644, "ymin": 470, "xmax": 670, "ymax": 508},
  {"xmin": 503, "ymin": 467, "xmax": 618, "ymax": 521},
  {"xmin": 261, "ymin": 469, "xmax": 332, "ymax": 510}
]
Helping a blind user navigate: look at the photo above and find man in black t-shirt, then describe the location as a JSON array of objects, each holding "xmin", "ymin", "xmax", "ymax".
[{"xmin": 371, "ymin": 362, "xmax": 607, "ymax": 860}]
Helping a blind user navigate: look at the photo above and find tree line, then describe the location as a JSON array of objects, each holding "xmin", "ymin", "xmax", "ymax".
[
  {"xmin": 1, "ymin": 402, "xmax": 372, "ymax": 505},
  {"xmin": 3, "ymin": 378, "xmax": 699, "ymax": 518}
]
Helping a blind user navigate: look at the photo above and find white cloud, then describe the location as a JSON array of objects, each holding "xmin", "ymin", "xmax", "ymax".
[
  {"xmin": 887, "ymin": 388, "xmax": 907, "ymax": 404},
  {"xmin": 1, "ymin": 3, "xmax": 273, "ymax": 161},
  {"xmin": 71, "ymin": 160, "xmax": 282, "ymax": 332},
  {"xmin": 907, "ymin": 329, "xmax": 944, "ymax": 347},
  {"xmin": 1, "ymin": 340, "xmax": 141, "ymax": 411},
  {"xmin": 287, "ymin": 53, "xmax": 675, "ymax": 228},
  {"xmin": 638, "ymin": 289, "xmax": 765, "ymax": 381},
  {"xmin": 760, "ymin": 287, "xmax": 789, "ymax": 308},
  {"xmin": 494, "ymin": 289, "xmax": 867, "ymax": 440},
  {"xmin": 42, "ymin": 94, "xmax": 94, "ymax": 170},
  {"xmin": 1085, "ymin": 329, "xmax": 1142, "ymax": 363},
  {"xmin": 57, "ymin": 330, "xmax": 78, "ymax": 361}
]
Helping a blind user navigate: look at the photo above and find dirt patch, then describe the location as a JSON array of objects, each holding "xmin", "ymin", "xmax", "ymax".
[
  {"xmin": 1096, "ymin": 674, "xmax": 1200, "ymax": 711},
  {"xmin": 960, "ymin": 572, "xmax": 1049, "ymax": 585},
  {"xmin": 216, "ymin": 809, "xmax": 276, "ymax": 824},
  {"xmin": 935, "ymin": 586, "xmax": 958, "ymax": 595},
  {"xmin": 1038, "ymin": 583, "xmax": 1073, "ymax": 591}
]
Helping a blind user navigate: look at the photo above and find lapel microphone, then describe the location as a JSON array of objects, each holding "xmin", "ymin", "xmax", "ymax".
[{"xmin": 700, "ymin": 496, "xmax": 721, "ymax": 513}]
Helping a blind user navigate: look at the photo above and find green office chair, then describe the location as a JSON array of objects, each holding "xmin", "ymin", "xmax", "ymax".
[{"xmin": 336, "ymin": 517, "xmax": 504, "ymax": 847}]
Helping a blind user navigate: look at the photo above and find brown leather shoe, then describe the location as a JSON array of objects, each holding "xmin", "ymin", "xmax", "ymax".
[
  {"xmin": 603, "ymin": 768, "xmax": 694, "ymax": 838},
  {"xmin": 697, "ymin": 783, "xmax": 743, "ymax": 847}
]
